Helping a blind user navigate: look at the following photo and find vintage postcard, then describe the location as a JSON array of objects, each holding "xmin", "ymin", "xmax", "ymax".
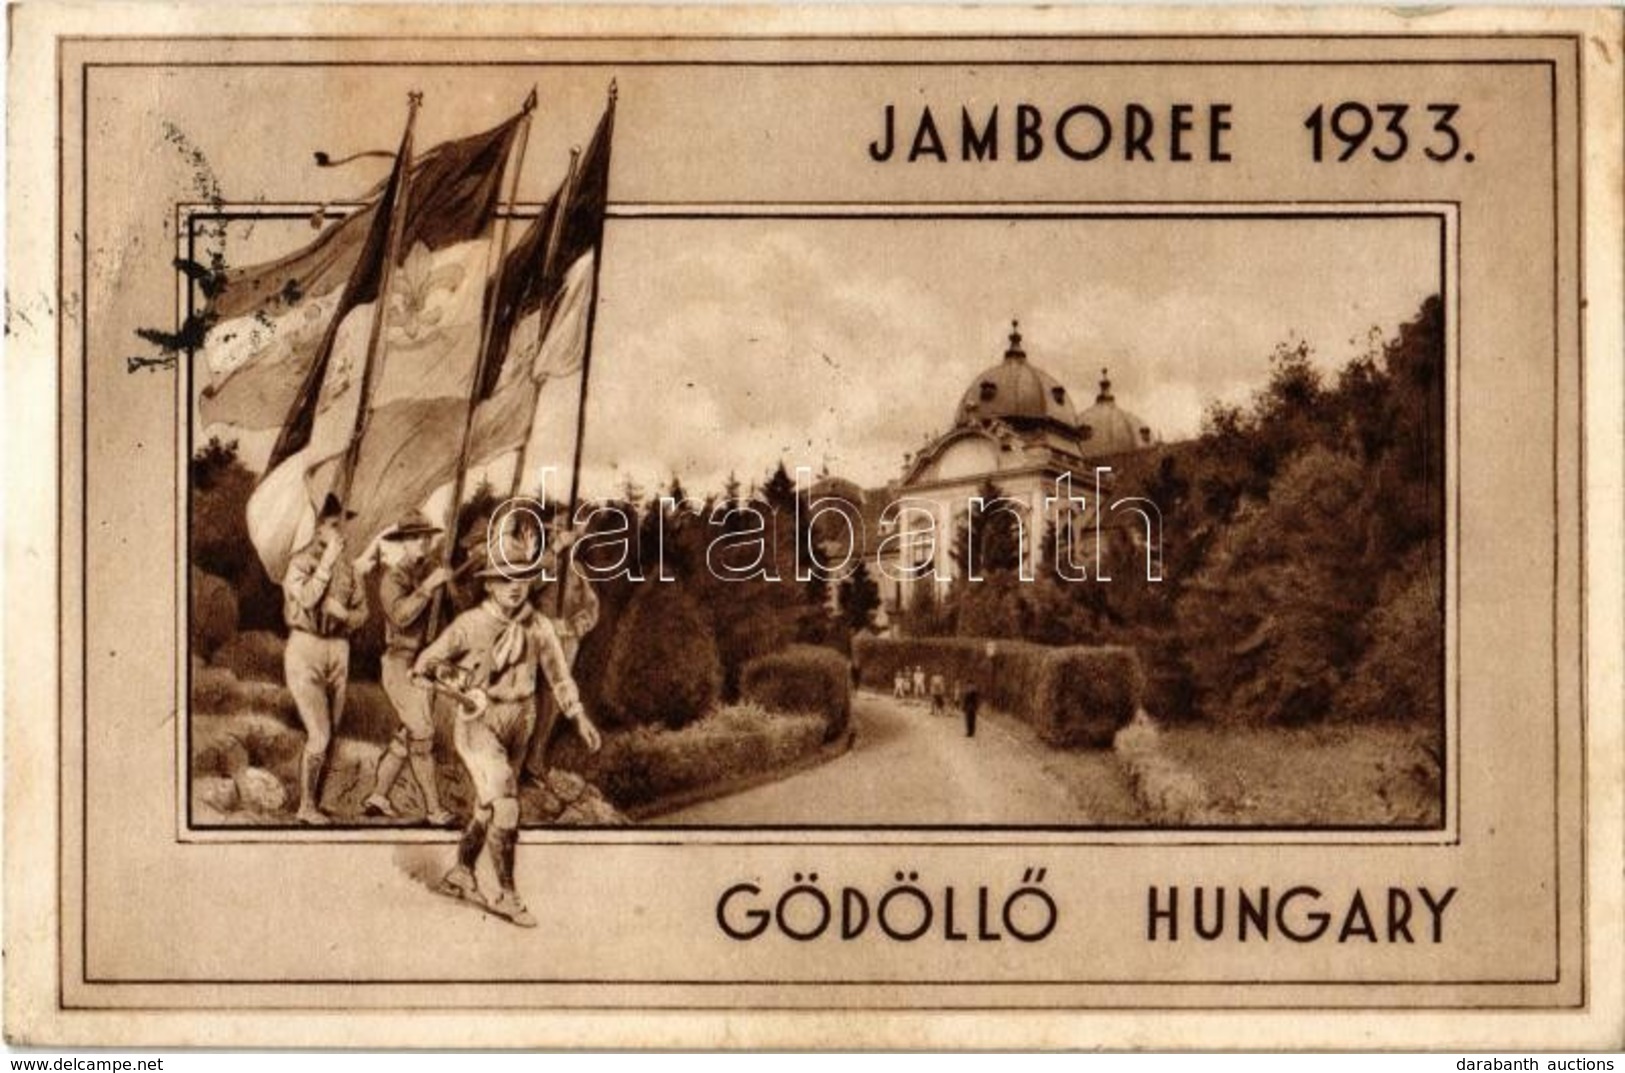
[{"xmin": 5, "ymin": 2, "xmax": 1622, "ymax": 1050}]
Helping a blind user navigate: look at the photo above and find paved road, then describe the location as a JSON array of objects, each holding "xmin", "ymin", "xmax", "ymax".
[{"xmin": 660, "ymin": 691, "xmax": 1140, "ymax": 826}]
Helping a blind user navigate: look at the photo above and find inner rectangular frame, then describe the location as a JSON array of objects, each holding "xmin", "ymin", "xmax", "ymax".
[{"xmin": 174, "ymin": 200, "xmax": 1462, "ymax": 848}]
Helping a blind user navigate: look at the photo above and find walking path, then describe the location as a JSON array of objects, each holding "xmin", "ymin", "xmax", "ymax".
[{"xmin": 660, "ymin": 690, "xmax": 1142, "ymax": 825}]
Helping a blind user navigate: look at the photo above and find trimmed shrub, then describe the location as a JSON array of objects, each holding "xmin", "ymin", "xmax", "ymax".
[
  {"xmin": 190, "ymin": 664, "xmax": 399, "ymax": 745},
  {"xmin": 579, "ymin": 702, "xmax": 826, "ymax": 810},
  {"xmin": 1022, "ymin": 645, "xmax": 1145, "ymax": 747},
  {"xmin": 605, "ymin": 583, "xmax": 722, "ymax": 728},
  {"xmin": 191, "ymin": 664, "xmax": 298, "ymax": 722},
  {"xmin": 740, "ymin": 644, "xmax": 851, "ymax": 740},
  {"xmin": 1112, "ymin": 712, "xmax": 1211, "ymax": 824},
  {"xmin": 211, "ymin": 629, "xmax": 286, "ymax": 682},
  {"xmin": 854, "ymin": 635, "xmax": 1144, "ymax": 748},
  {"xmin": 190, "ymin": 568, "xmax": 239, "ymax": 660}
]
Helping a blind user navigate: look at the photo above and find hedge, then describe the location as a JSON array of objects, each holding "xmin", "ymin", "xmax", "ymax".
[
  {"xmin": 853, "ymin": 635, "xmax": 1144, "ymax": 748},
  {"xmin": 740, "ymin": 644, "xmax": 852, "ymax": 741},
  {"xmin": 211, "ymin": 629, "xmax": 287, "ymax": 683},
  {"xmin": 579, "ymin": 702, "xmax": 827, "ymax": 810},
  {"xmin": 604, "ymin": 583, "xmax": 722, "ymax": 729},
  {"xmin": 190, "ymin": 568, "xmax": 238, "ymax": 660}
]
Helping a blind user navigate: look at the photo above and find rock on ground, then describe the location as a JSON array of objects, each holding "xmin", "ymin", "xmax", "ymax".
[
  {"xmin": 196, "ymin": 775, "xmax": 239, "ymax": 812},
  {"xmin": 236, "ymin": 766, "xmax": 287, "ymax": 813},
  {"xmin": 522, "ymin": 768, "xmax": 627, "ymax": 826},
  {"xmin": 189, "ymin": 702, "xmax": 626, "ymax": 825}
]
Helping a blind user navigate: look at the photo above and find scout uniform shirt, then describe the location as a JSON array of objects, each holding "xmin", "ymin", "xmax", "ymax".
[
  {"xmin": 379, "ymin": 558, "xmax": 436, "ymax": 654},
  {"xmin": 283, "ymin": 539, "xmax": 367, "ymax": 636},
  {"xmin": 414, "ymin": 600, "xmax": 584, "ymax": 716}
]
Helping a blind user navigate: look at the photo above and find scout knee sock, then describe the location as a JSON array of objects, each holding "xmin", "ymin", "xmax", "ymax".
[
  {"xmin": 299, "ymin": 750, "xmax": 326, "ymax": 813},
  {"xmin": 487, "ymin": 825, "xmax": 519, "ymax": 893},
  {"xmin": 457, "ymin": 804, "xmax": 493, "ymax": 871},
  {"xmin": 487, "ymin": 797, "xmax": 521, "ymax": 891}
]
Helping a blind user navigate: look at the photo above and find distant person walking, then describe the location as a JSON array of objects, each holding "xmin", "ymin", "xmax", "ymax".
[
  {"xmin": 912, "ymin": 665, "xmax": 926, "ymax": 700},
  {"xmin": 961, "ymin": 678, "xmax": 980, "ymax": 737},
  {"xmin": 929, "ymin": 672, "xmax": 947, "ymax": 716},
  {"xmin": 893, "ymin": 670, "xmax": 907, "ymax": 699},
  {"xmin": 963, "ymin": 642, "xmax": 996, "ymax": 738}
]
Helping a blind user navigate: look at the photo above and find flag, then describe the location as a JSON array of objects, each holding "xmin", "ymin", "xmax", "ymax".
[
  {"xmin": 196, "ymin": 113, "xmax": 524, "ymax": 431},
  {"xmin": 242, "ymin": 104, "xmax": 524, "ymax": 580},
  {"xmin": 339, "ymin": 188, "xmax": 599, "ymax": 549},
  {"xmin": 341, "ymin": 96, "xmax": 614, "ymax": 550},
  {"xmin": 478, "ymin": 100, "xmax": 612, "ymax": 404}
]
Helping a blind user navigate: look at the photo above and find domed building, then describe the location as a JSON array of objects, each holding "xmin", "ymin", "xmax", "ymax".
[{"xmin": 828, "ymin": 321, "xmax": 1161, "ymax": 624}]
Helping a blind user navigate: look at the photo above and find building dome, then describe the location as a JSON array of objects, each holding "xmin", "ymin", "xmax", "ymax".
[
  {"xmin": 954, "ymin": 321, "xmax": 1080, "ymax": 429},
  {"xmin": 1077, "ymin": 368, "xmax": 1156, "ymax": 455}
]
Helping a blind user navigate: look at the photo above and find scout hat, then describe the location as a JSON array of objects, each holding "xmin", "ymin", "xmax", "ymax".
[{"xmin": 382, "ymin": 508, "xmax": 443, "ymax": 541}]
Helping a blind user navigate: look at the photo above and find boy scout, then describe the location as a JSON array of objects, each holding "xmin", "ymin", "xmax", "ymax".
[
  {"xmin": 412, "ymin": 528, "xmax": 601, "ymax": 927},
  {"xmin": 281, "ymin": 493, "xmax": 370, "ymax": 826},
  {"xmin": 521, "ymin": 523, "xmax": 601, "ymax": 779},
  {"xmin": 362, "ymin": 509, "xmax": 454, "ymax": 825}
]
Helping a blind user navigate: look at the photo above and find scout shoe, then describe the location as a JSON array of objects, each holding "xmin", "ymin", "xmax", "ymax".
[
  {"xmin": 438, "ymin": 865, "xmax": 481, "ymax": 903},
  {"xmin": 488, "ymin": 890, "xmax": 538, "ymax": 929},
  {"xmin": 295, "ymin": 805, "xmax": 331, "ymax": 826},
  {"xmin": 362, "ymin": 793, "xmax": 399, "ymax": 819},
  {"xmin": 424, "ymin": 808, "xmax": 456, "ymax": 827}
]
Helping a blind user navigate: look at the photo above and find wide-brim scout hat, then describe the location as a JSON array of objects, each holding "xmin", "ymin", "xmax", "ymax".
[
  {"xmin": 319, "ymin": 492, "xmax": 358, "ymax": 521},
  {"xmin": 382, "ymin": 509, "xmax": 443, "ymax": 541},
  {"xmin": 473, "ymin": 526, "xmax": 547, "ymax": 581}
]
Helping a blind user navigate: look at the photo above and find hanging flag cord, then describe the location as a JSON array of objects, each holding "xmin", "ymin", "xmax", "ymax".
[
  {"xmin": 554, "ymin": 81, "xmax": 618, "ymax": 618},
  {"xmin": 428, "ymin": 88, "xmax": 539, "ymax": 637}
]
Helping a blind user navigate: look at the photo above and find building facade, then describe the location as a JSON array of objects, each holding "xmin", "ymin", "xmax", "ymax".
[{"xmin": 813, "ymin": 321, "xmax": 1161, "ymax": 629}]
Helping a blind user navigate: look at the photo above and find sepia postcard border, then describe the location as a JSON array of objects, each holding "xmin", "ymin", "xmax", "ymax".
[
  {"xmin": 59, "ymin": 30, "xmax": 1582, "ymax": 1003},
  {"xmin": 6, "ymin": 5, "xmax": 1618, "ymax": 1049}
]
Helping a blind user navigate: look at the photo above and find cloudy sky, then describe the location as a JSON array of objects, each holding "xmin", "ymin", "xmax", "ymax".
[
  {"xmin": 199, "ymin": 212, "xmax": 1440, "ymax": 501},
  {"xmin": 568, "ymin": 213, "xmax": 1440, "ymax": 496}
]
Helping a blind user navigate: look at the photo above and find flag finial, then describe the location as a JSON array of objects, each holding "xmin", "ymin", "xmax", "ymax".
[
  {"xmin": 608, "ymin": 78, "xmax": 618, "ymax": 102},
  {"xmin": 522, "ymin": 86, "xmax": 538, "ymax": 113},
  {"xmin": 408, "ymin": 90, "xmax": 424, "ymax": 111}
]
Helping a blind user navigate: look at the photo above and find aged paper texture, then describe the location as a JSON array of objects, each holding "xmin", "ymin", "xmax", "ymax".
[{"xmin": 5, "ymin": 2, "xmax": 1623, "ymax": 1050}]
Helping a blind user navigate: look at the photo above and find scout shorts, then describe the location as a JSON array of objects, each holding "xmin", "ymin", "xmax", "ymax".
[{"xmin": 453, "ymin": 698, "xmax": 536, "ymax": 805}]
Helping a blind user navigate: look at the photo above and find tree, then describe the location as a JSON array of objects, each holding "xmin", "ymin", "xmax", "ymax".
[
  {"xmin": 604, "ymin": 581, "xmax": 722, "ymax": 729},
  {"xmin": 837, "ymin": 560, "xmax": 881, "ymax": 631},
  {"xmin": 903, "ymin": 576, "xmax": 952, "ymax": 637},
  {"xmin": 953, "ymin": 571, "xmax": 1025, "ymax": 639},
  {"xmin": 1337, "ymin": 551, "xmax": 1445, "ymax": 725},
  {"xmin": 761, "ymin": 460, "xmax": 797, "ymax": 515},
  {"xmin": 189, "ymin": 437, "xmax": 281, "ymax": 632},
  {"xmin": 951, "ymin": 478, "xmax": 1024, "ymax": 578},
  {"xmin": 1175, "ymin": 446, "xmax": 1373, "ymax": 725}
]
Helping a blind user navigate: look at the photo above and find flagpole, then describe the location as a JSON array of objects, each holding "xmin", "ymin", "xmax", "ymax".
[
  {"xmin": 508, "ymin": 144, "xmax": 582, "ymax": 501},
  {"xmin": 335, "ymin": 90, "xmax": 422, "ymax": 502},
  {"xmin": 428, "ymin": 88, "xmax": 538, "ymax": 635},
  {"xmin": 554, "ymin": 81, "xmax": 618, "ymax": 616}
]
